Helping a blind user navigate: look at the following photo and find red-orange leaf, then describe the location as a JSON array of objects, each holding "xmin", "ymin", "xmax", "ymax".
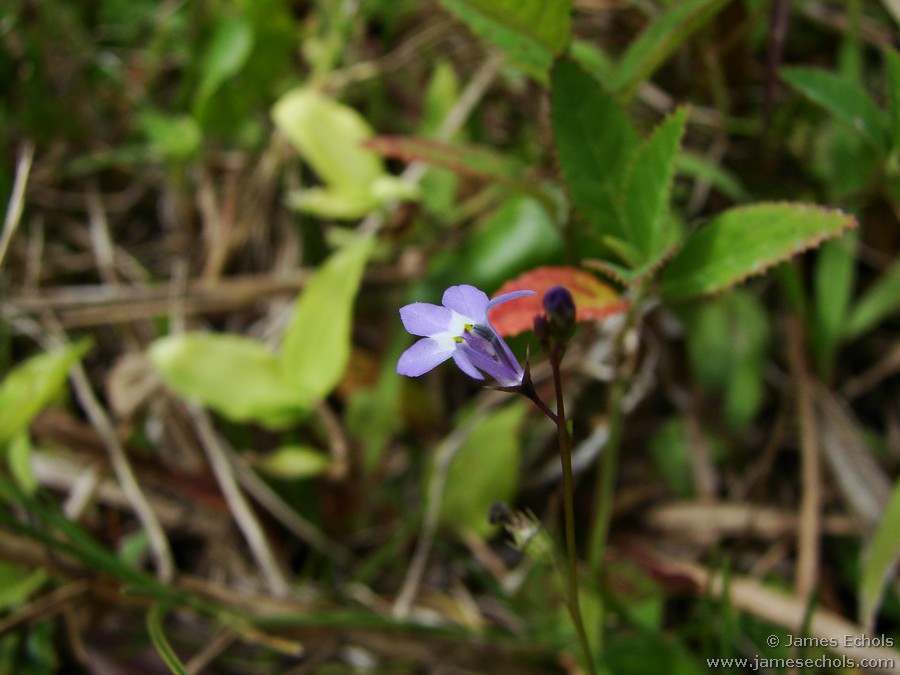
[{"xmin": 489, "ymin": 266, "xmax": 628, "ymax": 337}]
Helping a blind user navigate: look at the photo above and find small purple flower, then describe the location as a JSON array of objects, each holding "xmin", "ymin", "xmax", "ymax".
[{"xmin": 397, "ymin": 284, "xmax": 535, "ymax": 388}]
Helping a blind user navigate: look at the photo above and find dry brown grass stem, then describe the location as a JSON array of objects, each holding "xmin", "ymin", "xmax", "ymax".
[
  {"xmin": 787, "ymin": 314, "xmax": 821, "ymax": 604},
  {"xmin": 44, "ymin": 318, "xmax": 176, "ymax": 583},
  {"xmin": 6, "ymin": 265, "xmax": 409, "ymax": 327},
  {"xmin": 0, "ymin": 140, "xmax": 35, "ymax": 269},
  {"xmin": 654, "ymin": 552, "xmax": 900, "ymax": 674},
  {"xmin": 188, "ymin": 403, "xmax": 291, "ymax": 597}
]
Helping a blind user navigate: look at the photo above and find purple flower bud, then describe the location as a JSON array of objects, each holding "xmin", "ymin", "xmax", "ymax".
[{"xmin": 543, "ymin": 286, "xmax": 576, "ymax": 337}]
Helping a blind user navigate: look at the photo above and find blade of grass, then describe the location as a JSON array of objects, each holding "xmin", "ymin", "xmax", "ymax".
[{"xmin": 147, "ymin": 603, "xmax": 190, "ymax": 675}]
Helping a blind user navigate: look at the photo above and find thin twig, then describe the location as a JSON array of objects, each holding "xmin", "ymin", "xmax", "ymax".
[
  {"xmin": 229, "ymin": 453, "xmax": 352, "ymax": 566},
  {"xmin": 648, "ymin": 550, "xmax": 900, "ymax": 674},
  {"xmin": 0, "ymin": 140, "xmax": 35, "ymax": 268},
  {"xmin": 188, "ymin": 404, "xmax": 291, "ymax": 597},
  {"xmin": 787, "ymin": 314, "xmax": 821, "ymax": 603}
]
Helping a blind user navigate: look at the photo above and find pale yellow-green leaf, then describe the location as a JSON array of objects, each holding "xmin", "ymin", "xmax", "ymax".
[
  {"xmin": 0, "ymin": 340, "xmax": 91, "ymax": 444},
  {"xmin": 254, "ymin": 445, "xmax": 330, "ymax": 480},
  {"xmin": 7, "ymin": 431, "xmax": 36, "ymax": 495},
  {"xmin": 149, "ymin": 333, "xmax": 303, "ymax": 427},
  {"xmin": 280, "ymin": 236, "xmax": 374, "ymax": 407},
  {"xmin": 272, "ymin": 87, "xmax": 383, "ymax": 195}
]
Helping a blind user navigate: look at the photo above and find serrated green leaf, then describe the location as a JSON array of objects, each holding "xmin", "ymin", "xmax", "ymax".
[
  {"xmin": 0, "ymin": 340, "xmax": 91, "ymax": 444},
  {"xmin": 781, "ymin": 66, "xmax": 888, "ymax": 151},
  {"xmin": 439, "ymin": 0, "xmax": 571, "ymax": 77},
  {"xmin": 194, "ymin": 17, "xmax": 254, "ymax": 118},
  {"xmin": 254, "ymin": 445, "xmax": 330, "ymax": 480},
  {"xmin": 623, "ymin": 107, "xmax": 688, "ymax": 261},
  {"xmin": 149, "ymin": 333, "xmax": 302, "ymax": 427},
  {"xmin": 885, "ymin": 47, "xmax": 900, "ymax": 151},
  {"xmin": 846, "ymin": 257, "xmax": 900, "ymax": 339},
  {"xmin": 444, "ymin": 0, "xmax": 570, "ymax": 53},
  {"xmin": 551, "ymin": 59, "xmax": 639, "ymax": 255},
  {"xmin": 660, "ymin": 203, "xmax": 857, "ymax": 300},
  {"xmin": 281, "ymin": 236, "xmax": 373, "ymax": 408},
  {"xmin": 437, "ymin": 402, "xmax": 526, "ymax": 537},
  {"xmin": 611, "ymin": 0, "xmax": 730, "ymax": 101},
  {"xmin": 859, "ymin": 478, "xmax": 900, "ymax": 631}
]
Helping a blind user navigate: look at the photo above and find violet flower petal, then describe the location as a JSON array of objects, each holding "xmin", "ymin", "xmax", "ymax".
[
  {"xmin": 396, "ymin": 337, "xmax": 456, "ymax": 377},
  {"xmin": 487, "ymin": 289, "xmax": 537, "ymax": 311},
  {"xmin": 442, "ymin": 285, "xmax": 489, "ymax": 322},
  {"xmin": 452, "ymin": 350, "xmax": 485, "ymax": 380},
  {"xmin": 399, "ymin": 302, "xmax": 453, "ymax": 337}
]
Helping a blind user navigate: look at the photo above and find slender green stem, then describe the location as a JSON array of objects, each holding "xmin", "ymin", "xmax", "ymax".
[
  {"xmin": 550, "ymin": 348, "xmax": 597, "ymax": 675},
  {"xmin": 586, "ymin": 296, "xmax": 642, "ymax": 648}
]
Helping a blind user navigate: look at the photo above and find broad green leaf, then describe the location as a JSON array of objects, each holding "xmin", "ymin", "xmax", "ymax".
[
  {"xmin": 0, "ymin": 340, "xmax": 91, "ymax": 444},
  {"xmin": 273, "ymin": 88, "xmax": 383, "ymax": 191},
  {"xmin": 194, "ymin": 17, "xmax": 254, "ymax": 118},
  {"xmin": 254, "ymin": 445, "xmax": 330, "ymax": 480},
  {"xmin": 781, "ymin": 67, "xmax": 888, "ymax": 150},
  {"xmin": 611, "ymin": 0, "xmax": 730, "ymax": 101},
  {"xmin": 437, "ymin": 402, "xmax": 526, "ymax": 537},
  {"xmin": 444, "ymin": 0, "xmax": 570, "ymax": 54},
  {"xmin": 272, "ymin": 89, "xmax": 417, "ymax": 218},
  {"xmin": 846, "ymin": 258, "xmax": 900, "ymax": 339},
  {"xmin": 439, "ymin": 0, "xmax": 571, "ymax": 77},
  {"xmin": 859, "ymin": 477, "xmax": 900, "ymax": 631},
  {"xmin": 660, "ymin": 203, "xmax": 858, "ymax": 300},
  {"xmin": 148, "ymin": 333, "xmax": 302, "ymax": 427},
  {"xmin": 812, "ymin": 231, "xmax": 857, "ymax": 378},
  {"xmin": 623, "ymin": 107, "xmax": 689, "ymax": 261},
  {"xmin": 551, "ymin": 60, "xmax": 639, "ymax": 255},
  {"xmin": 886, "ymin": 48, "xmax": 900, "ymax": 150},
  {"xmin": 281, "ymin": 236, "xmax": 374, "ymax": 407},
  {"xmin": 147, "ymin": 603, "xmax": 189, "ymax": 675}
]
